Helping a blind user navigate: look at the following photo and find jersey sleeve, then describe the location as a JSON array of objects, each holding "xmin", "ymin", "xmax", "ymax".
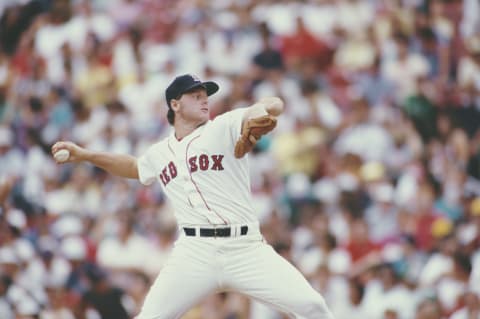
[
  {"xmin": 137, "ymin": 147, "xmax": 157, "ymax": 186},
  {"xmin": 216, "ymin": 107, "xmax": 247, "ymax": 146}
]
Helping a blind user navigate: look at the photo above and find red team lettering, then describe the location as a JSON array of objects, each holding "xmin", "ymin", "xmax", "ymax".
[
  {"xmin": 189, "ymin": 156, "xmax": 198, "ymax": 172},
  {"xmin": 199, "ymin": 154, "xmax": 209, "ymax": 170},
  {"xmin": 160, "ymin": 167, "xmax": 170, "ymax": 186},
  {"xmin": 160, "ymin": 154, "xmax": 224, "ymax": 186},
  {"xmin": 211, "ymin": 155, "xmax": 224, "ymax": 170},
  {"xmin": 168, "ymin": 161, "xmax": 177, "ymax": 178}
]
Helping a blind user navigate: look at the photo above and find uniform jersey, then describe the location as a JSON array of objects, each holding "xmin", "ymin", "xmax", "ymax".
[{"xmin": 137, "ymin": 108, "xmax": 257, "ymax": 226}]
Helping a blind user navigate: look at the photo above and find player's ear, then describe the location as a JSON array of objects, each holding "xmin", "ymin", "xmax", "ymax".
[{"xmin": 170, "ymin": 99, "xmax": 180, "ymax": 112}]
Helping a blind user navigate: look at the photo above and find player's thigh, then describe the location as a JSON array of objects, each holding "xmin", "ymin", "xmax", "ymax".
[
  {"xmin": 225, "ymin": 241, "xmax": 333, "ymax": 319},
  {"xmin": 136, "ymin": 238, "xmax": 218, "ymax": 319}
]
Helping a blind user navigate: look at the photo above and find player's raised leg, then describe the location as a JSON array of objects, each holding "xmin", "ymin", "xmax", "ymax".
[
  {"xmin": 136, "ymin": 236, "xmax": 219, "ymax": 319},
  {"xmin": 224, "ymin": 237, "xmax": 335, "ymax": 319}
]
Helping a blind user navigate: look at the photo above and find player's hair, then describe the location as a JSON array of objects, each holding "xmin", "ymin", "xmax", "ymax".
[{"xmin": 167, "ymin": 108, "xmax": 175, "ymax": 125}]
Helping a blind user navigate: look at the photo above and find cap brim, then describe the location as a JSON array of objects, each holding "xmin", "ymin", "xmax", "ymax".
[{"xmin": 183, "ymin": 81, "xmax": 219, "ymax": 97}]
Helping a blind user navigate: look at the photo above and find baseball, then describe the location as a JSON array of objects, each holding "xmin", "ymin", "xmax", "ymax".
[{"xmin": 54, "ymin": 149, "xmax": 70, "ymax": 162}]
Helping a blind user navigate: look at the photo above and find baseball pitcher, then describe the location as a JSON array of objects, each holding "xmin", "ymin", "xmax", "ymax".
[{"xmin": 52, "ymin": 74, "xmax": 335, "ymax": 319}]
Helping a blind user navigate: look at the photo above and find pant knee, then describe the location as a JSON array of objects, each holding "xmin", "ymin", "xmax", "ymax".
[
  {"xmin": 135, "ymin": 303, "xmax": 182, "ymax": 319},
  {"xmin": 299, "ymin": 294, "xmax": 334, "ymax": 319}
]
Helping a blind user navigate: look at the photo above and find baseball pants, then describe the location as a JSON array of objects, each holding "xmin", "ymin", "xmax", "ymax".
[{"xmin": 136, "ymin": 224, "xmax": 334, "ymax": 319}]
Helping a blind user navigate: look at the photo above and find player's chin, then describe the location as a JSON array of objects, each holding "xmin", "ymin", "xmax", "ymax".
[{"xmin": 199, "ymin": 110, "xmax": 209, "ymax": 119}]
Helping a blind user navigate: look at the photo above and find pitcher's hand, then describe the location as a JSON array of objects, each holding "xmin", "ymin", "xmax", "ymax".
[{"xmin": 51, "ymin": 141, "xmax": 89, "ymax": 164}]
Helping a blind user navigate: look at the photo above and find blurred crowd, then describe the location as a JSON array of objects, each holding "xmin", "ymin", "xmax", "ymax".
[{"xmin": 0, "ymin": 0, "xmax": 480, "ymax": 318}]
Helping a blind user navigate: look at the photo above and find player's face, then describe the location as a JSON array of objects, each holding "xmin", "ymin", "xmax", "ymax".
[{"xmin": 177, "ymin": 88, "xmax": 209, "ymax": 124}]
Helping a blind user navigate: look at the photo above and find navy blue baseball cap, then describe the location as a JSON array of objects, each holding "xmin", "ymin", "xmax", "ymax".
[{"xmin": 165, "ymin": 74, "xmax": 219, "ymax": 107}]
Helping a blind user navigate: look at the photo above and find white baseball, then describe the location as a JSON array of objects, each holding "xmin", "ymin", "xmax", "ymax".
[{"xmin": 54, "ymin": 149, "xmax": 70, "ymax": 162}]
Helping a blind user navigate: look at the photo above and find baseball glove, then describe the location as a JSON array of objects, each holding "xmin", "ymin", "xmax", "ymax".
[{"xmin": 234, "ymin": 115, "xmax": 277, "ymax": 158}]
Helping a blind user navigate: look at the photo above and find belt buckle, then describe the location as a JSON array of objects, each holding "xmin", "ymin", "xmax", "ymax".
[{"xmin": 213, "ymin": 225, "xmax": 218, "ymax": 239}]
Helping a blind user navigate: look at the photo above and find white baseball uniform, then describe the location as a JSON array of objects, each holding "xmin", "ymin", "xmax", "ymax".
[{"xmin": 136, "ymin": 108, "xmax": 334, "ymax": 319}]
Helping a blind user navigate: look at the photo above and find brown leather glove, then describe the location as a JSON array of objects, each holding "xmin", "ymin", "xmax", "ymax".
[{"xmin": 234, "ymin": 115, "xmax": 277, "ymax": 158}]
